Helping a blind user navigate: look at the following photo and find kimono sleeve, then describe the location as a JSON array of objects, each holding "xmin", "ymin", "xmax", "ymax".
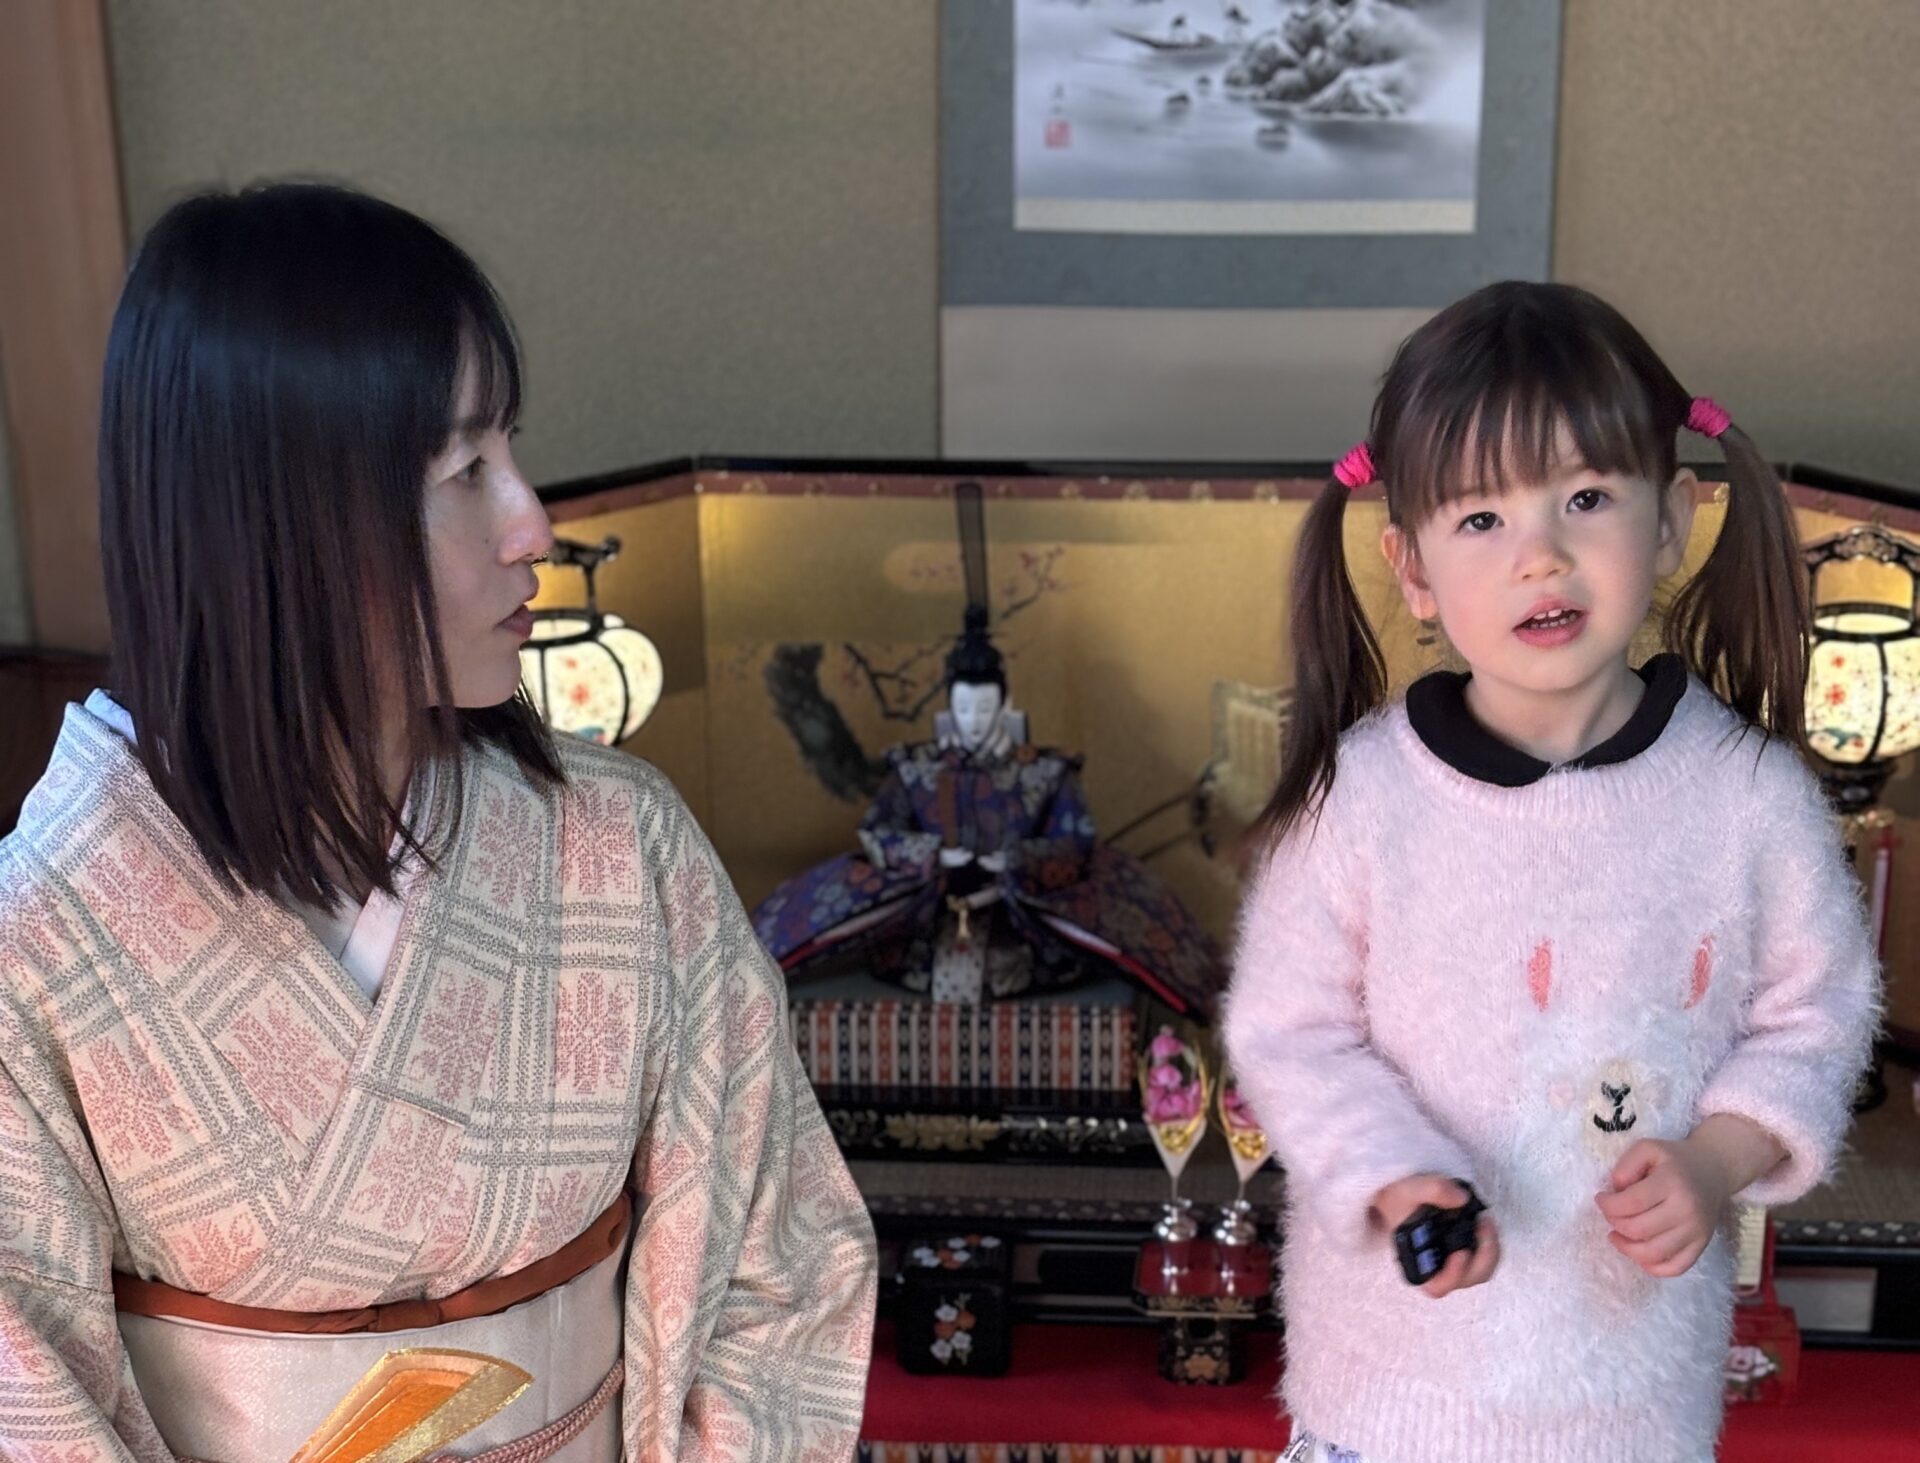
[
  {"xmin": 856, "ymin": 764, "xmax": 940, "ymax": 878},
  {"xmin": 1008, "ymin": 762, "xmax": 1095, "ymax": 892},
  {"xmin": 0, "ymin": 1028, "xmax": 171, "ymax": 1463},
  {"xmin": 623, "ymin": 785, "xmax": 877, "ymax": 1461}
]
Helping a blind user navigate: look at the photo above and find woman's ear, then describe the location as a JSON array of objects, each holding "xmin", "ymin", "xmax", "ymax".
[
  {"xmin": 1654, "ymin": 468, "xmax": 1701, "ymax": 579},
  {"xmin": 1380, "ymin": 522, "xmax": 1438, "ymax": 622}
]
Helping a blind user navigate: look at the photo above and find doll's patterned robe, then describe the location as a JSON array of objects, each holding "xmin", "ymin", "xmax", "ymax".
[{"xmin": 751, "ymin": 742, "xmax": 1221, "ymax": 1016}]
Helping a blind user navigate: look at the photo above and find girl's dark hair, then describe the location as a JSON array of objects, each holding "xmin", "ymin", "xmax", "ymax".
[
  {"xmin": 100, "ymin": 181, "xmax": 563, "ymax": 908},
  {"xmin": 1252, "ymin": 280, "xmax": 1810, "ymax": 853}
]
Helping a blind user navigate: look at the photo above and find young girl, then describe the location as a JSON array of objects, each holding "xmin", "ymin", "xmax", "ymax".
[
  {"xmin": 1224, "ymin": 281, "xmax": 1879, "ymax": 1463},
  {"xmin": 0, "ymin": 183, "xmax": 874, "ymax": 1462}
]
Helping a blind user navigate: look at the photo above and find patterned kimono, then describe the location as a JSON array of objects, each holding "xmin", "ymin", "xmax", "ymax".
[
  {"xmin": 752, "ymin": 742, "xmax": 1220, "ymax": 1016},
  {"xmin": 0, "ymin": 701, "xmax": 876, "ymax": 1461}
]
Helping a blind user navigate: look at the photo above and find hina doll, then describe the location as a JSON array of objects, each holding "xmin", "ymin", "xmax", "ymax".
[
  {"xmin": 752, "ymin": 489, "xmax": 1221, "ymax": 1018},
  {"xmin": 0, "ymin": 184, "xmax": 873, "ymax": 1463}
]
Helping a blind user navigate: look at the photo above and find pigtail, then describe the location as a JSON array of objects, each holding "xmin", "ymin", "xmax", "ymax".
[
  {"xmin": 1247, "ymin": 473, "xmax": 1387, "ymax": 859},
  {"xmin": 1663, "ymin": 422, "xmax": 1811, "ymax": 751}
]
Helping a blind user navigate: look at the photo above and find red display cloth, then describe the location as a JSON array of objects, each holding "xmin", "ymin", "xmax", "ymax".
[{"xmin": 862, "ymin": 1321, "xmax": 1920, "ymax": 1460}]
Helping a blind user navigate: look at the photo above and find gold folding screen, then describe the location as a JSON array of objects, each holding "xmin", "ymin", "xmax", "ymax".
[{"xmin": 540, "ymin": 466, "xmax": 1906, "ymax": 953}]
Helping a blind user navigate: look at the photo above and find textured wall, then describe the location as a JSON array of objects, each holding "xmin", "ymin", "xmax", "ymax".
[
  {"xmin": 1554, "ymin": 0, "xmax": 1920, "ymax": 485},
  {"xmin": 105, "ymin": 0, "xmax": 939, "ymax": 484},
  {"xmin": 98, "ymin": 0, "xmax": 1918, "ymax": 488}
]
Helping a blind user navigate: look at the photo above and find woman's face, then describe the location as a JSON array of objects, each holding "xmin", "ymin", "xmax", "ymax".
[{"xmin": 422, "ymin": 376, "xmax": 553, "ymax": 708}]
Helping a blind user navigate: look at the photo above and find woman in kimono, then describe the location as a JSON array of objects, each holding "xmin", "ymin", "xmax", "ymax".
[{"xmin": 0, "ymin": 183, "xmax": 875, "ymax": 1463}]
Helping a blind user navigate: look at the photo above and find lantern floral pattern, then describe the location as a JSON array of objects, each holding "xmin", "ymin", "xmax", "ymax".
[{"xmin": 521, "ymin": 612, "xmax": 664, "ymax": 746}]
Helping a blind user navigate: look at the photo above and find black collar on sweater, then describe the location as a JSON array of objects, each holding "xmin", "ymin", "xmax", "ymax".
[{"xmin": 1405, "ymin": 652, "xmax": 1688, "ymax": 788}]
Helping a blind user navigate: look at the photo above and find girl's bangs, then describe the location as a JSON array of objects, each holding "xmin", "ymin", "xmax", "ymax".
[{"xmin": 1388, "ymin": 334, "xmax": 1675, "ymax": 524}]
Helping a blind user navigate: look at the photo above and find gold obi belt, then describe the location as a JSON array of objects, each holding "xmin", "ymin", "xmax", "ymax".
[{"xmin": 114, "ymin": 1194, "xmax": 632, "ymax": 1463}]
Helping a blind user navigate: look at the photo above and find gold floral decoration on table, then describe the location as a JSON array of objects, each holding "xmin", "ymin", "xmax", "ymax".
[
  {"xmin": 1178, "ymin": 1350, "xmax": 1225, "ymax": 1383},
  {"xmin": 882, "ymin": 1113, "xmax": 1005, "ymax": 1152}
]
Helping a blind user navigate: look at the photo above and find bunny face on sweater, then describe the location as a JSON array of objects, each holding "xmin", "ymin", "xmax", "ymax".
[
  {"xmin": 1494, "ymin": 932, "xmax": 1727, "ymax": 1232},
  {"xmin": 1451, "ymin": 930, "xmax": 1740, "ymax": 1406}
]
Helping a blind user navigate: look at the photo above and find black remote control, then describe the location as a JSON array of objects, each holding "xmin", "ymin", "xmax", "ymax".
[{"xmin": 1393, "ymin": 1183, "xmax": 1486, "ymax": 1286}]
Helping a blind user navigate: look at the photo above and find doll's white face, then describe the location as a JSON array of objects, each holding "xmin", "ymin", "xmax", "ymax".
[{"xmin": 949, "ymin": 681, "xmax": 1005, "ymax": 752}]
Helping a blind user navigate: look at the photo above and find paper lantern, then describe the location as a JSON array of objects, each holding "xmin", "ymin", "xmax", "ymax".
[
  {"xmin": 1803, "ymin": 525, "xmax": 1920, "ymax": 807},
  {"xmin": 518, "ymin": 536, "xmax": 663, "ymax": 746}
]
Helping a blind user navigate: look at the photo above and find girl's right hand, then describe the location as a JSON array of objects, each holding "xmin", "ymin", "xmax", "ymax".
[{"xmin": 1370, "ymin": 1174, "xmax": 1501, "ymax": 1299}]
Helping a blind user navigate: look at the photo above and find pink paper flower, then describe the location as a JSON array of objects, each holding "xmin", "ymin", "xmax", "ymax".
[
  {"xmin": 1146, "ymin": 1086, "xmax": 1202, "ymax": 1124},
  {"xmin": 1140, "ymin": 1026, "xmax": 1205, "ymax": 1129}
]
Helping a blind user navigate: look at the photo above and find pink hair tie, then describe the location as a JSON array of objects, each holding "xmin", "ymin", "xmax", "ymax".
[
  {"xmin": 1686, "ymin": 396, "xmax": 1731, "ymax": 439},
  {"xmin": 1333, "ymin": 442, "xmax": 1375, "ymax": 489}
]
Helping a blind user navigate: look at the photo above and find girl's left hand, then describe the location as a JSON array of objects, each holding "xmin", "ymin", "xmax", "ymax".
[{"xmin": 1594, "ymin": 1138, "xmax": 1730, "ymax": 1279}]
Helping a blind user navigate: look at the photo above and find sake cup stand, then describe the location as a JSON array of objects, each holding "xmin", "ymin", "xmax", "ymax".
[{"xmin": 1132, "ymin": 1238, "xmax": 1273, "ymax": 1385}]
